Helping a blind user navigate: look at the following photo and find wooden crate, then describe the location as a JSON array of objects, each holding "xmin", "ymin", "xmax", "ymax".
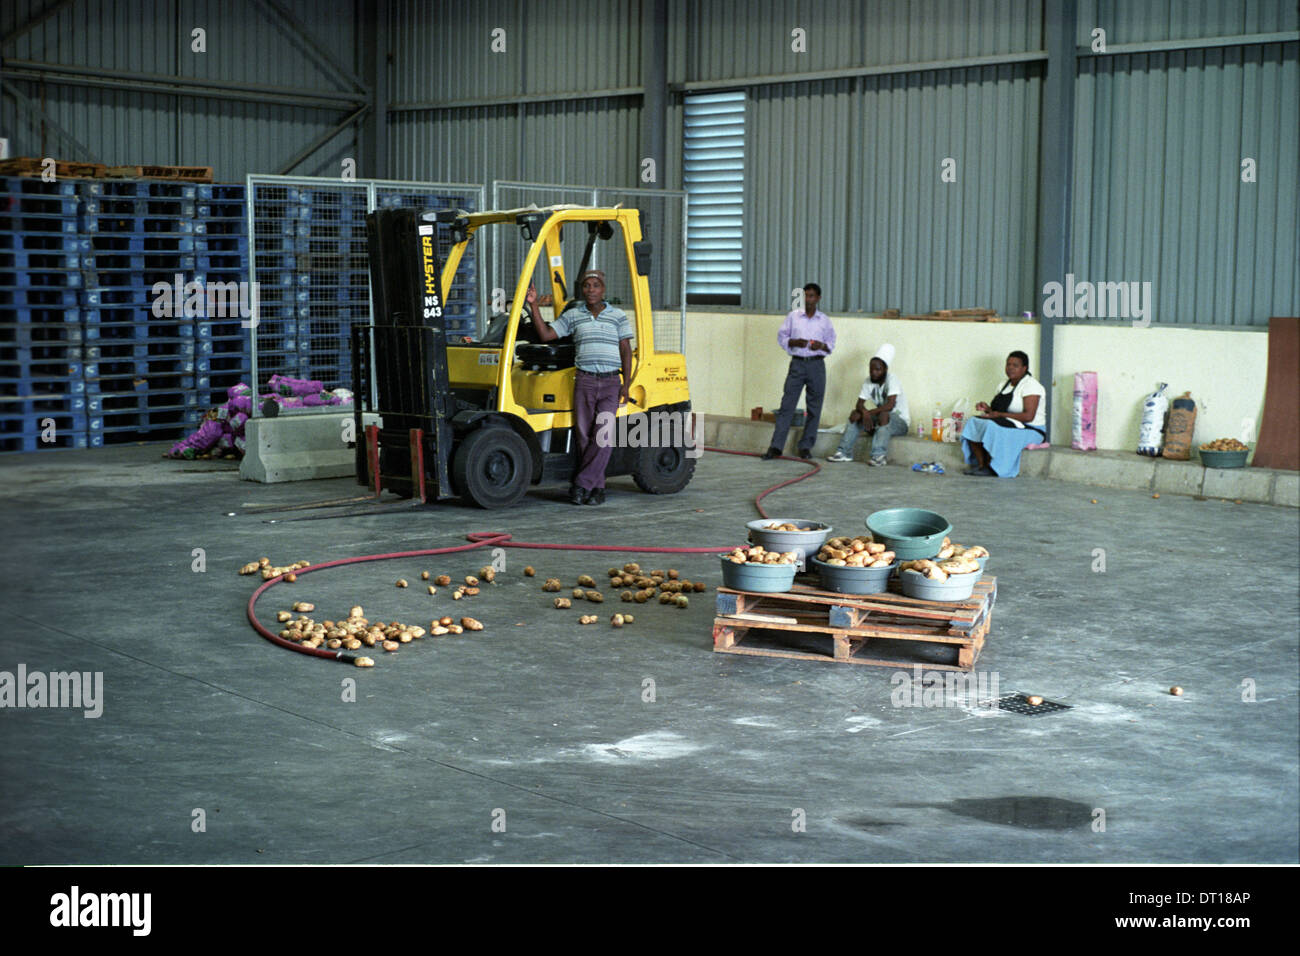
[
  {"xmin": 103, "ymin": 164, "xmax": 214, "ymax": 182},
  {"xmin": 712, "ymin": 576, "xmax": 996, "ymax": 670},
  {"xmin": 0, "ymin": 157, "xmax": 106, "ymax": 179}
]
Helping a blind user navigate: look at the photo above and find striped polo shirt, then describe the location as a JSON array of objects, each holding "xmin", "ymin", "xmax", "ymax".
[{"xmin": 550, "ymin": 302, "xmax": 634, "ymax": 374}]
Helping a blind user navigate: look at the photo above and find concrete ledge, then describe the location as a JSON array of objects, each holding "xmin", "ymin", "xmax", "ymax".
[
  {"xmin": 241, "ymin": 412, "xmax": 379, "ymax": 483},
  {"xmin": 697, "ymin": 415, "xmax": 1299, "ymax": 506},
  {"xmin": 1047, "ymin": 448, "xmax": 1156, "ymax": 490}
]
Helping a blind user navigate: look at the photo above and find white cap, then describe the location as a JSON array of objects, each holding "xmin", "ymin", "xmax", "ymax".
[{"xmin": 872, "ymin": 343, "xmax": 896, "ymax": 367}]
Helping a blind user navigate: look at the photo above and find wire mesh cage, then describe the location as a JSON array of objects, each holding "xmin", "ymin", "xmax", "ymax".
[{"xmin": 246, "ymin": 175, "xmax": 485, "ymax": 414}]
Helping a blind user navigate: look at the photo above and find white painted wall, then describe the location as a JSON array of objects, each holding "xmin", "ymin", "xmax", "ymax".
[{"xmin": 678, "ymin": 312, "xmax": 1270, "ymax": 451}]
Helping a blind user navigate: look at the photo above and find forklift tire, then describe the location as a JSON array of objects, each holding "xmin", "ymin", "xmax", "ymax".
[
  {"xmin": 452, "ymin": 426, "xmax": 532, "ymax": 509},
  {"xmin": 632, "ymin": 444, "xmax": 696, "ymax": 495}
]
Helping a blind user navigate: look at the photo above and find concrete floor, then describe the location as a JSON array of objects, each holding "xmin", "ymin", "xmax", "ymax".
[{"xmin": 1, "ymin": 443, "xmax": 1296, "ymax": 864}]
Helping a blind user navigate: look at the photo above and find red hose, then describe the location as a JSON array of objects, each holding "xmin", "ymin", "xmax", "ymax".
[{"xmin": 247, "ymin": 447, "xmax": 822, "ymax": 661}]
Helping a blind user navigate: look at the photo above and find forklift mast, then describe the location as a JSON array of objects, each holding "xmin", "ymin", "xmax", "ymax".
[{"xmin": 353, "ymin": 208, "xmax": 455, "ymax": 500}]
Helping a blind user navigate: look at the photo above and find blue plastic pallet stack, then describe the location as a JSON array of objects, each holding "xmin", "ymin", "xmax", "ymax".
[
  {"xmin": 0, "ymin": 177, "xmax": 93, "ymax": 452},
  {"xmin": 75, "ymin": 180, "xmax": 250, "ymax": 446},
  {"xmin": 193, "ymin": 184, "xmax": 250, "ymax": 408}
]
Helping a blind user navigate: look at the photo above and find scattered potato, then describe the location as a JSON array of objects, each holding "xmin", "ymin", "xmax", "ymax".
[
  {"xmin": 421, "ymin": 571, "xmax": 430, "ymax": 580},
  {"xmin": 585, "ymin": 590, "xmax": 604, "ymax": 603},
  {"xmin": 350, "ymin": 606, "xmax": 364, "ymax": 618},
  {"xmin": 623, "ymin": 563, "xmax": 640, "ymax": 574},
  {"xmin": 447, "ymin": 624, "xmax": 464, "ymax": 635},
  {"xmin": 396, "ymin": 579, "xmax": 408, "ymax": 588},
  {"xmin": 463, "ymin": 586, "xmax": 480, "ymax": 596},
  {"xmin": 1170, "ymin": 686, "xmax": 1184, "ymax": 696},
  {"xmin": 621, "ymin": 590, "xmax": 634, "ymax": 602},
  {"xmin": 292, "ymin": 602, "xmax": 315, "ymax": 613},
  {"xmin": 326, "ymin": 639, "xmax": 342, "ymax": 649},
  {"xmin": 611, "ymin": 614, "xmax": 625, "ymax": 628},
  {"xmin": 452, "ymin": 589, "xmax": 464, "ymax": 600},
  {"xmin": 461, "ymin": 617, "xmax": 484, "ymax": 631},
  {"xmin": 427, "ymin": 586, "xmax": 437, "ymax": 595},
  {"xmin": 276, "ymin": 611, "xmax": 291, "ymax": 623},
  {"xmin": 623, "ymin": 614, "xmax": 634, "ymax": 624},
  {"xmin": 524, "ymin": 566, "xmax": 536, "ymax": 577},
  {"xmin": 579, "ymin": 615, "xmax": 598, "ymax": 625},
  {"xmin": 354, "ymin": 657, "xmax": 374, "ymax": 668},
  {"xmin": 382, "ymin": 641, "xmax": 399, "ymax": 652},
  {"xmin": 674, "ymin": 595, "xmax": 689, "ymax": 608},
  {"xmin": 239, "ymin": 562, "xmax": 260, "ymax": 575},
  {"xmin": 435, "ymin": 574, "xmax": 451, "ymax": 587},
  {"xmin": 577, "ymin": 574, "xmax": 597, "ymax": 588},
  {"xmin": 1027, "ymin": 695, "xmax": 1043, "ymax": 706},
  {"xmin": 438, "ymin": 616, "xmax": 453, "ymax": 627},
  {"xmin": 543, "ymin": 578, "xmax": 562, "ymax": 592},
  {"xmin": 554, "ymin": 598, "xmax": 572, "ymax": 609}
]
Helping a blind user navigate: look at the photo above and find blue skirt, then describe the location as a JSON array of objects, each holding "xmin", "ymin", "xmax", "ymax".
[{"xmin": 961, "ymin": 418, "xmax": 1042, "ymax": 478}]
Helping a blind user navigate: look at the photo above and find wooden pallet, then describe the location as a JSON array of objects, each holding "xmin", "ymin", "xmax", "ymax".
[
  {"xmin": 104, "ymin": 164, "xmax": 214, "ymax": 182},
  {"xmin": 712, "ymin": 576, "xmax": 996, "ymax": 670},
  {"xmin": 0, "ymin": 157, "xmax": 106, "ymax": 179}
]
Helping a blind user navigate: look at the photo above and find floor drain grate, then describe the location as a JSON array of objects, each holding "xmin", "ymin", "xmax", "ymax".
[{"xmin": 994, "ymin": 693, "xmax": 1072, "ymax": 716}]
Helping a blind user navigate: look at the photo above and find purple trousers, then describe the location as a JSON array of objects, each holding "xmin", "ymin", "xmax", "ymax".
[{"xmin": 573, "ymin": 371, "xmax": 622, "ymax": 491}]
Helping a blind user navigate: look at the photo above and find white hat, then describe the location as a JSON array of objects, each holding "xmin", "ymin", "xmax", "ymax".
[{"xmin": 872, "ymin": 344, "xmax": 896, "ymax": 367}]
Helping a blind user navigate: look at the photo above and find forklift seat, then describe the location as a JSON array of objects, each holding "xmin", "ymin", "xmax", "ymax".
[{"xmin": 515, "ymin": 340, "xmax": 576, "ymax": 371}]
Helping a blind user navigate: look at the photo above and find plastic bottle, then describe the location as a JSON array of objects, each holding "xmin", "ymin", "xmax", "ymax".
[
  {"xmin": 916, "ymin": 421, "xmax": 925, "ymax": 439},
  {"xmin": 931, "ymin": 403, "xmax": 943, "ymax": 442}
]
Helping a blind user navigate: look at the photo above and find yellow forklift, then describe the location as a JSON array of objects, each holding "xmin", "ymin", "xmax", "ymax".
[{"xmin": 353, "ymin": 204, "xmax": 695, "ymax": 509}]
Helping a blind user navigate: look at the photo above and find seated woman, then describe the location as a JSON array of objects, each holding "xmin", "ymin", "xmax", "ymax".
[{"xmin": 961, "ymin": 350, "xmax": 1046, "ymax": 477}]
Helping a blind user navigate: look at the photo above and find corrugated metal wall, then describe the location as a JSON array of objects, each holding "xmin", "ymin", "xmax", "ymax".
[
  {"xmin": 1072, "ymin": 6, "xmax": 1299, "ymax": 324},
  {"xmin": 669, "ymin": 0, "xmax": 1042, "ymax": 82},
  {"xmin": 1, "ymin": 0, "xmax": 364, "ymax": 181},
  {"xmin": 386, "ymin": 0, "xmax": 644, "ymax": 186},
  {"xmin": 746, "ymin": 64, "xmax": 1041, "ymax": 315}
]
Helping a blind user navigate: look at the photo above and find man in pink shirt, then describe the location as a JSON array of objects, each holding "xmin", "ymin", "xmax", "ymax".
[{"xmin": 763, "ymin": 282, "xmax": 836, "ymax": 460}]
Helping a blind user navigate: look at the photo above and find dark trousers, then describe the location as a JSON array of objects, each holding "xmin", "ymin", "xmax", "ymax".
[
  {"xmin": 573, "ymin": 371, "xmax": 622, "ymax": 490},
  {"xmin": 770, "ymin": 357, "xmax": 825, "ymax": 452}
]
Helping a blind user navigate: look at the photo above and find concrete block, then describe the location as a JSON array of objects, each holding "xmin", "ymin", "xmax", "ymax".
[
  {"xmin": 700, "ymin": 414, "xmax": 726, "ymax": 447},
  {"xmin": 1048, "ymin": 450, "xmax": 1155, "ymax": 490},
  {"xmin": 1153, "ymin": 458, "xmax": 1205, "ymax": 497},
  {"xmin": 241, "ymin": 412, "xmax": 379, "ymax": 483},
  {"xmin": 1272, "ymin": 472, "xmax": 1299, "ymax": 508},
  {"xmin": 714, "ymin": 419, "xmax": 770, "ymax": 454},
  {"xmin": 1202, "ymin": 466, "xmax": 1274, "ymax": 503},
  {"xmin": 1018, "ymin": 446, "xmax": 1051, "ymax": 478}
]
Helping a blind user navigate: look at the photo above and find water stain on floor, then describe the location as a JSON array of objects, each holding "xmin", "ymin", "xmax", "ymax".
[{"xmin": 902, "ymin": 795, "xmax": 1094, "ymax": 830}]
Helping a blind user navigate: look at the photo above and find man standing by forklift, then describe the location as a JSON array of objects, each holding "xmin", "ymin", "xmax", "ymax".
[{"xmin": 528, "ymin": 269, "xmax": 634, "ymax": 505}]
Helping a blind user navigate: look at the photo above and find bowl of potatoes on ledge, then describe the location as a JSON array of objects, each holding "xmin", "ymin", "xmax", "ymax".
[
  {"xmin": 1198, "ymin": 438, "xmax": 1249, "ymax": 469},
  {"xmin": 811, "ymin": 535, "xmax": 898, "ymax": 594}
]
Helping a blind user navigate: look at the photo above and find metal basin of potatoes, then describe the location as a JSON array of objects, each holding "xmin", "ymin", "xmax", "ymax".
[
  {"xmin": 899, "ymin": 567, "xmax": 979, "ymax": 602},
  {"xmin": 1199, "ymin": 448, "xmax": 1249, "ymax": 468},
  {"xmin": 719, "ymin": 555, "xmax": 797, "ymax": 593},
  {"xmin": 812, "ymin": 557, "xmax": 898, "ymax": 594},
  {"xmin": 745, "ymin": 518, "xmax": 832, "ymax": 570}
]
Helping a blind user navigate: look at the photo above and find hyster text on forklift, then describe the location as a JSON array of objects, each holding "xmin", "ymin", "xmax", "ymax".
[{"xmin": 353, "ymin": 204, "xmax": 696, "ymax": 509}]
